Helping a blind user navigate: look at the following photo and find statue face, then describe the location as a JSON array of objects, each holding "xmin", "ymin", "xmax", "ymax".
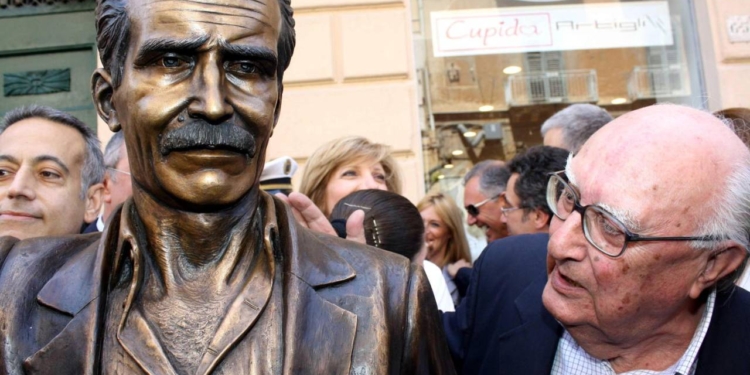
[{"xmin": 110, "ymin": 0, "xmax": 281, "ymax": 209}]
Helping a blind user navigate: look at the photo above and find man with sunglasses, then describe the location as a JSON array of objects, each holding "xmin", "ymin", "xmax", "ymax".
[
  {"xmin": 444, "ymin": 105, "xmax": 750, "ymax": 375},
  {"xmin": 463, "ymin": 160, "xmax": 511, "ymax": 244}
]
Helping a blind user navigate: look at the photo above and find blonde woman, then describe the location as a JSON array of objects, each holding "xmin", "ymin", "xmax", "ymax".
[
  {"xmin": 299, "ymin": 136, "xmax": 402, "ymax": 217},
  {"xmin": 418, "ymin": 192, "xmax": 472, "ymax": 305}
]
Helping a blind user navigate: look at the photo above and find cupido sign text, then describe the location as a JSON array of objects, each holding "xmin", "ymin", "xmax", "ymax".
[{"xmin": 431, "ymin": 1, "xmax": 674, "ymax": 57}]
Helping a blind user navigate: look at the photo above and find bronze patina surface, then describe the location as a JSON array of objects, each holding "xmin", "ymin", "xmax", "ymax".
[{"xmin": 0, "ymin": 0, "xmax": 456, "ymax": 373}]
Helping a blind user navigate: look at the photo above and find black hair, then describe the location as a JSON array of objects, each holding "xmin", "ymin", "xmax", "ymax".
[
  {"xmin": 507, "ymin": 145, "xmax": 569, "ymax": 223},
  {"xmin": 330, "ymin": 189, "xmax": 424, "ymax": 261}
]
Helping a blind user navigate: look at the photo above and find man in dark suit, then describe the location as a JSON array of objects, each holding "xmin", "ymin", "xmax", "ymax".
[
  {"xmin": 444, "ymin": 104, "xmax": 750, "ymax": 375},
  {"xmin": 0, "ymin": 0, "xmax": 455, "ymax": 372}
]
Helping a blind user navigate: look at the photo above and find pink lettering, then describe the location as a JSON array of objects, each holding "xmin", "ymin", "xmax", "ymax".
[{"xmin": 445, "ymin": 20, "xmax": 467, "ymax": 39}]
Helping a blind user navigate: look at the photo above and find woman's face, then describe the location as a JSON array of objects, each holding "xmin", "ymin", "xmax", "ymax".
[
  {"xmin": 324, "ymin": 159, "xmax": 388, "ymax": 215},
  {"xmin": 420, "ymin": 205, "xmax": 452, "ymax": 264}
]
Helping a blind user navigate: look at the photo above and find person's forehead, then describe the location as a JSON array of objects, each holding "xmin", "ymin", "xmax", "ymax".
[
  {"xmin": 129, "ymin": 0, "xmax": 281, "ymax": 41},
  {"xmin": 0, "ymin": 119, "xmax": 85, "ymax": 162}
]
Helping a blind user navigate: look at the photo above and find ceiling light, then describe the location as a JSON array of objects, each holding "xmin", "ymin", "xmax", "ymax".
[
  {"xmin": 444, "ymin": 163, "xmax": 454, "ymax": 169},
  {"xmin": 478, "ymin": 105, "xmax": 494, "ymax": 112},
  {"xmin": 437, "ymin": 174, "xmax": 445, "ymax": 180},
  {"xmin": 463, "ymin": 131, "xmax": 477, "ymax": 137},
  {"xmin": 452, "ymin": 149, "xmax": 464, "ymax": 156},
  {"xmin": 611, "ymin": 98, "xmax": 627, "ymax": 105},
  {"xmin": 503, "ymin": 66, "xmax": 522, "ymax": 75}
]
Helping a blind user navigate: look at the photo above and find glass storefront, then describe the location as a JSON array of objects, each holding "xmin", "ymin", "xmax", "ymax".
[{"xmin": 413, "ymin": 0, "xmax": 706, "ymax": 193}]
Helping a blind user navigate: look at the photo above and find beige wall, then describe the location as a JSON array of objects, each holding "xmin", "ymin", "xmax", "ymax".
[
  {"xmin": 267, "ymin": 0, "xmax": 425, "ymax": 203},
  {"xmin": 701, "ymin": 0, "xmax": 750, "ymax": 111}
]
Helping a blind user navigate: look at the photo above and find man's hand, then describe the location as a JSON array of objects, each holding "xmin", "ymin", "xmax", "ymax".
[
  {"xmin": 276, "ymin": 192, "xmax": 366, "ymax": 244},
  {"xmin": 446, "ymin": 259, "xmax": 471, "ymax": 278}
]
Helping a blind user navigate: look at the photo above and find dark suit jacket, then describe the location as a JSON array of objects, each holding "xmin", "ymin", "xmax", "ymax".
[
  {"xmin": 0, "ymin": 194, "xmax": 456, "ymax": 375},
  {"xmin": 443, "ymin": 233, "xmax": 750, "ymax": 375},
  {"xmin": 81, "ymin": 220, "xmax": 99, "ymax": 234}
]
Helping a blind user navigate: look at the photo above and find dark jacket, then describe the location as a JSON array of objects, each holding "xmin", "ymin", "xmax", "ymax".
[
  {"xmin": 442, "ymin": 233, "xmax": 750, "ymax": 375},
  {"xmin": 0, "ymin": 194, "xmax": 456, "ymax": 375}
]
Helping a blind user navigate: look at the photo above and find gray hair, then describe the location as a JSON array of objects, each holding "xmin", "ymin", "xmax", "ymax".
[
  {"xmin": 540, "ymin": 104, "xmax": 613, "ymax": 153},
  {"xmin": 0, "ymin": 105, "xmax": 105, "ymax": 200},
  {"xmin": 103, "ymin": 131, "xmax": 125, "ymax": 182},
  {"xmin": 463, "ymin": 160, "xmax": 510, "ymax": 198},
  {"xmin": 694, "ymin": 152, "xmax": 750, "ymax": 291}
]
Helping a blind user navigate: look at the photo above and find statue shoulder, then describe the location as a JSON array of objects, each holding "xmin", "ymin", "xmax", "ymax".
[{"xmin": 0, "ymin": 233, "xmax": 100, "ymax": 281}]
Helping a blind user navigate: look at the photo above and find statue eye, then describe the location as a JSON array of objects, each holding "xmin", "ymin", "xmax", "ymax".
[
  {"xmin": 227, "ymin": 61, "xmax": 259, "ymax": 75},
  {"xmin": 161, "ymin": 56, "xmax": 185, "ymax": 68}
]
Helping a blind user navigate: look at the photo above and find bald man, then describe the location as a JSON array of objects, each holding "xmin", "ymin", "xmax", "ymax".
[{"xmin": 443, "ymin": 104, "xmax": 750, "ymax": 375}]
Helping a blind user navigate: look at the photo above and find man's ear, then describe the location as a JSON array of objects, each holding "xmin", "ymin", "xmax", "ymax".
[
  {"xmin": 92, "ymin": 68, "xmax": 120, "ymax": 132},
  {"xmin": 533, "ymin": 209, "xmax": 551, "ymax": 231},
  {"xmin": 83, "ymin": 182, "xmax": 105, "ymax": 224},
  {"xmin": 689, "ymin": 243, "xmax": 748, "ymax": 299},
  {"xmin": 101, "ymin": 175, "xmax": 113, "ymax": 205}
]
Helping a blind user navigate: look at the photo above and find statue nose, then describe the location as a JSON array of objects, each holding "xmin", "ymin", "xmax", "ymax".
[{"xmin": 187, "ymin": 61, "xmax": 234, "ymax": 124}]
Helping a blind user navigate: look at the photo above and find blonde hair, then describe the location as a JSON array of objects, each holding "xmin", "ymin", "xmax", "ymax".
[
  {"xmin": 300, "ymin": 136, "xmax": 402, "ymax": 214},
  {"xmin": 417, "ymin": 192, "xmax": 472, "ymax": 266}
]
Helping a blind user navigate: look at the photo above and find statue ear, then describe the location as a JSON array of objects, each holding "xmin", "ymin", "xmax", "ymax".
[{"xmin": 92, "ymin": 68, "xmax": 120, "ymax": 132}]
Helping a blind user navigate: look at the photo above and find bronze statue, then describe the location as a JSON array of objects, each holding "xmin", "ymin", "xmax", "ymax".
[{"xmin": 0, "ymin": 0, "xmax": 456, "ymax": 373}]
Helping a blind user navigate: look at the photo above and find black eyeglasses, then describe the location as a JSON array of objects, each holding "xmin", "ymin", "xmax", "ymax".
[
  {"xmin": 465, "ymin": 193, "xmax": 500, "ymax": 217},
  {"xmin": 546, "ymin": 171, "xmax": 724, "ymax": 257}
]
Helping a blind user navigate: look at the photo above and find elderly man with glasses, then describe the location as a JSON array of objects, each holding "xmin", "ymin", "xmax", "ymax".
[{"xmin": 443, "ymin": 104, "xmax": 750, "ymax": 375}]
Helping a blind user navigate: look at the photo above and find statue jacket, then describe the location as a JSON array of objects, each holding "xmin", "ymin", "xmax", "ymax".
[{"xmin": 0, "ymin": 194, "xmax": 455, "ymax": 375}]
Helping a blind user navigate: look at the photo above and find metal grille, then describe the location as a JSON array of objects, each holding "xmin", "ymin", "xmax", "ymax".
[{"xmin": 506, "ymin": 70, "xmax": 598, "ymax": 106}]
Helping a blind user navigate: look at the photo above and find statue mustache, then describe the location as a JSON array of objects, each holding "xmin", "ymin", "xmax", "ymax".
[{"xmin": 159, "ymin": 121, "xmax": 256, "ymax": 156}]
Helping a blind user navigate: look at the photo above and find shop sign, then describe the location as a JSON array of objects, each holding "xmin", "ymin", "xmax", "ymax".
[
  {"xmin": 727, "ymin": 16, "xmax": 750, "ymax": 43},
  {"xmin": 431, "ymin": 1, "xmax": 673, "ymax": 57}
]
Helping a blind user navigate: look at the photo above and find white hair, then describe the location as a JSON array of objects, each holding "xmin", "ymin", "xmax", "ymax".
[{"xmin": 693, "ymin": 156, "xmax": 750, "ymax": 289}]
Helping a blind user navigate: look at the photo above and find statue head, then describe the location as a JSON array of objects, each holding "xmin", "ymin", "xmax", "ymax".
[{"xmin": 92, "ymin": 0, "xmax": 296, "ymax": 211}]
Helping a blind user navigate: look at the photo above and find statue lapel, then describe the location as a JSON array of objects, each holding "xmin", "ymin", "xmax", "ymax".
[{"xmin": 274, "ymin": 197, "xmax": 358, "ymax": 374}]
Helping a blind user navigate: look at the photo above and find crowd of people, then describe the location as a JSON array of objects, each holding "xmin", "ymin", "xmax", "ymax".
[{"xmin": 0, "ymin": 0, "xmax": 749, "ymax": 371}]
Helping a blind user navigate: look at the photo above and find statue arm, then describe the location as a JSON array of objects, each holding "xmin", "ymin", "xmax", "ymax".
[{"xmin": 400, "ymin": 264, "xmax": 458, "ymax": 375}]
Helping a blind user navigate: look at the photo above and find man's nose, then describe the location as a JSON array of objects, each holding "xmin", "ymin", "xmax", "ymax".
[
  {"xmin": 467, "ymin": 213, "xmax": 477, "ymax": 226},
  {"xmin": 187, "ymin": 58, "xmax": 234, "ymax": 123},
  {"xmin": 6, "ymin": 169, "xmax": 36, "ymax": 201},
  {"xmin": 547, "ymin": 211, "xmax": 588, "ymax": 262}
]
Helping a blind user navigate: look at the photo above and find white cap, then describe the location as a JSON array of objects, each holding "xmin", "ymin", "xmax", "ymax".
[{"xmin": 261, "ymin": 156, "xmax": 298, "ymax": 181}]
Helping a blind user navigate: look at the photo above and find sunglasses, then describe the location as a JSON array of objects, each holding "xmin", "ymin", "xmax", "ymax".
[{"xmin": 465, "ymin": 193, "xmax": 500, "ymax": 217}]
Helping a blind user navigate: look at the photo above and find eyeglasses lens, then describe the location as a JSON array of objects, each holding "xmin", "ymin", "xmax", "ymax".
[
  {"xmin": 584, "ymin": 207, "xmax": 627, "ymax": 256},
  {"xmin": 547, "ymin": 174, "xmax": 628, "ymax": 257}
]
